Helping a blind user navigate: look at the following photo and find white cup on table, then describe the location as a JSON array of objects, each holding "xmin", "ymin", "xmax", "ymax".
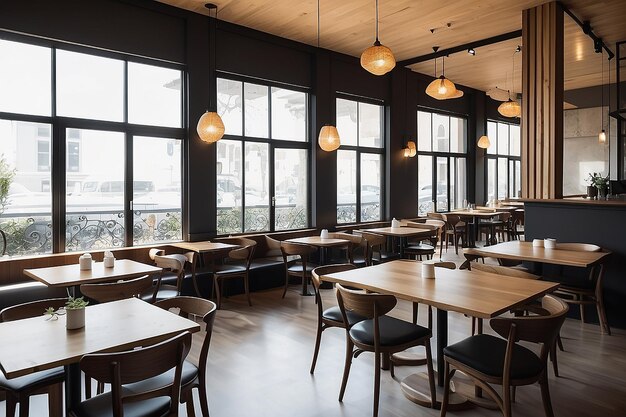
[
  {"xmin": 421, "ymin": 261, "xmax": 436, "ymax": 279},
  {"xmin": 544, "ymin": 238, "xmax": 556, "ymax": 249},
  {"xmin": 532, "ymin": 239, "xmax": 543, "ymax": 248}
]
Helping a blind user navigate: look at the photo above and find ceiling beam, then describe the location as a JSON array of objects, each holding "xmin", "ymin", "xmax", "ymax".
[
  {"xmin": 397, "ymin": 30, "xmax": 522, "ymax": 67},
  {"xmin": 559, "ymin": 1, "xmax": 614, "ymax": 60}
]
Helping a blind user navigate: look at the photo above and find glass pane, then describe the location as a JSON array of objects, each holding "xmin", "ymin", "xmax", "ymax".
[
  {"xmin": 497, "ymin": 157, "xmax": 508, "ymax": 200},
  {"xmin": 133, "ymin": 136, "xmax": 181, "ymax": 245},
  {"xmin": 417, "ymin": 155, "xmax": 432, "ymax": 216},
  {"xmin": 449, "ymin": 117, "xmax": 467, "ymax": 153},
  {"xmin": 436, "ymin": 157, "xmax": 448, "ymax": 211},
  {"xmin": 361, "ymin": 153, "xmax": 381, "ymax": 221},
  {"xmin": 487, "ymin": 158, "xmax": 497, "ymax": 202},
  {"xmin": 450, "ymin": 157, "xmax": 455, "ymax": 211},
  {"xmin": 0, "ymin": 39, "xmax": 51, "ymax": 116},
  {"xmin": 497, "ymin": 123, "xmax": 509, "ymax": 155},
  {"xmin": 487, "ymin": 121, "xmax": 497, "ymax": 154},
  {"xmin": 275, "ymin": 148, "xmax": 307, "ymax": 230},
  {"xmin": 217, "ymin": 78, "xmax": 242, "ymax": 136},
  {"xmin": 455, "ymin": 158, "xmax": 467, "ymax": 209},
  {"xmin": 417, "ymin": 111, "xmax": 432, "ymax": 152},
  {"xmin": 66, "ymin": 129, "xmax": 125, "ymax": 251},
  {"xmin": 336, "ymin": 98, "xmax": 357, "ymax": 146},
  {"xmin": 128, "ymin": 62, "xmax": 182, "ymax": 128},
  {"xmin": 432, "ymin": 113, "xmax": 449, "ymax": 152},
  {"xmin": 515, "ymin": 160, "xmax": 521, "ymax": 198},
  {"xmin": 359, "ymin": 102, "xmax": 382, "ymax": 148},
  {"xmin": 217, "ymin": 140, "xmax": 242, "ymax": 234},
  {"xmin": 244, "ymin": 83, "xmax": 269, "ymax": 138},
  {"xmin": 508, "ymin": 160, "xmax": 515, "ymax": 198},
  {"xmin": 244, "ymin": 142, "xmax": 269, "ymax": 232},
  {"xmin": 0, "ymin": 120, "xmax": 52, "ymax": 256},
  {"xmin": 337, "ymin": 150, "xmax": 357, "ymax": 223},
  {"xmin": 510, "ymin": 124, "xmax": 521, "ymax": 156},
  {"xmin": 56, "ymin": 50, "xmax": 124, "ymax": 122},
  {"xmin": 271, "ymin": 87, "xmax": 306, "ymax": 141}
]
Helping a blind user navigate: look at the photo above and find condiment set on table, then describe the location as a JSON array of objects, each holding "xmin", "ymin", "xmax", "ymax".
[
  {"xmin": 78, "ymin": 251, "xmax": 116, "ymax": 270},
  {"xmin": 532, "ymin": 238, "xmax": 557, "ymax": 249}
]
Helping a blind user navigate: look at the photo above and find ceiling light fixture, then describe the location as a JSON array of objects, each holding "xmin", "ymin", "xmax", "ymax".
[
  {"xmin": 467, "ymin": 48, "xmax": 476, "ymax": 56},
  {"xmin": 360, "ymin": 0, "xmax": 396, "ymax": 76},
  {"xmin": 317, "ymin": 0, "xmax": 340, "ymax": 152},
  {"xmin": 477, "ymin": 135, "xmax": 491, "ymax": 149},
  {"xmin": 599, "ymin": 49, "xmax": 607, "ymax": 144},
  {"xmin": 498, "ymin": 47, "xmax": 521, "ymax": 118},
  {"xmin": 197, "ymin": 3, "xmax": 225, "ymax": 143},
  {"xmin": 425, "ymin": 52, "xmax": 463, "ymax": 100}
]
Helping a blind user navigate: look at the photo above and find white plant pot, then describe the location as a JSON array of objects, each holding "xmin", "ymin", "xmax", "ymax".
[{"xmin": 66, "ymin": 308, "xmax": 85, "ymax": 330}]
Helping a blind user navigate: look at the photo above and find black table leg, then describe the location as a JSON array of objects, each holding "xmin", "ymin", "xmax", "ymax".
[
  {"xmin": 65, "ymin": 363, "xmax": 81, "ymax": 415},
  {"xmin": 436, "ymin": 308, "xmax": 448, "ymax": 387}
]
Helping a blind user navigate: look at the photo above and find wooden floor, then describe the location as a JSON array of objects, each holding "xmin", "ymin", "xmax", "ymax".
[{"xmin": 2, "ymin": 251, "xmax": 626, "ymax": 417}]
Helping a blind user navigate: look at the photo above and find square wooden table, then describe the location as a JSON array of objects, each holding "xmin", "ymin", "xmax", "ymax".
[
  {"xmin": 0, "ymin": 298, "xmax": 200, "ymax": 415},
  {"xmin": 359, "ymin": 226, "xmax": 435, "ymax": 257},
  {"xmin": 321, "ymin": 259, "xmax": 559, "ymax": 407}
]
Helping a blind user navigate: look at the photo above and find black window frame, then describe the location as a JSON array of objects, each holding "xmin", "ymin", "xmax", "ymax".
[{"xmin": 485, "ymin": 120, "xmax": 521, "ymax": 202}]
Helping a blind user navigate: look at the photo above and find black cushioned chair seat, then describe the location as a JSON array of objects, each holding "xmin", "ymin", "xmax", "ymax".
[
  {"xmin": 140, "ymin": 288, "xmax": 179, "ymax": 303},
  {"xmin": 249, "ymin": 258, "xmax": 284, "ymax": 269},
  {"xmin": 0, "ymin": 367, "xmax": 64, "ymax": 392},
  {"xmin": 443, "ymin": 334, "xmax": 542, "ymax": 379},
  {"xmin": 322, "ymin": 306, "xmax": 365, "ymax": 325},
  {"xmin": 124, "ymin": 360, "xmax": 198, "ymax": 394},
  {"xmin": 350, "ymin": 316, "xmax": 430, "ymax": 346},
  {"xmin": 214, "ymin": 264, "xmax": 247, "ymax": 274},
  {"xmin": 405, "ymin": 244, "xmax": 434, "ymax": 251},
  {"xmin": 287, "ymin": 264, "xmax": 317, "ymax": 273},
  {"xmin": 72, "ymin": 393, "xmax": 171, "ymax": 417}
]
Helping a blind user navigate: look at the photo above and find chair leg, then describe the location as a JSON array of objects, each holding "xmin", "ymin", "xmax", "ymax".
[
  {"xmin": 48, "ymin": 382, "xmax": 63, "ymax": 417},
  {"xmin": 440, "ymin": 361, "xmax": 451, "ymax": 417},
  {"xmin": 427, "ymin": 306, "xmax": 433, "ymax": 331},
  {"xmin": 282, "ymin": 272, "xmax": 289, "ymax": 298},
  {"xmin": 244, "ymin": 273, "xmax": 252, "ymax": 307},
  {"xmin": 579, "ymin": 299, "xmax": 586, "ymax": 324},
  {"xmin": 412, "ymin": 302, "xmax": 418, "ymax": 325},
  {"xmin": 6, "ymin": 392, "xmax": 17, "ymax": 417},
  {"xmin": 213, "ymin": 276, "xmax": 222, "ymax": 309},
  {"xmin": 184, "ymin": 389, "xmax": 196, "ymax": 417},
  {"xmin": 550, "ymin": 342, "xmax": 559, "ymax": 377},
  {"xmin": 338, "ymin": 338, "xmax": 354, "ymax": 402},
  {"xmin": 373, "ymin": 350, "xmax": 381, "ymax": 417},
  {"xmin": 424, "ymin": 342, "xmax": 436, "ymax": 408},
  {"xmin": 596, "ymin": 290, "xmax": 611, "ymax": 335},
  {"xmin": 84, "ymin": 374, "xmax": 92, "ymax": 399},
  {"xmin": 557, "ymin": 334, "xmax": 564, "ymax": 351},
  {"xmin": 198, "ymin": 376, "xmax": 211, "ymax": 417},
  {"xmin": 502, "ymin": 380, "xmax": 511, "ymax": 417},
  {"xmin": 539, "ymin": 373, "xmax": 555, "ymax": 417},
  {"xmin": 310, "ymin": 321, "xmax": 324, "ymax": 374}
]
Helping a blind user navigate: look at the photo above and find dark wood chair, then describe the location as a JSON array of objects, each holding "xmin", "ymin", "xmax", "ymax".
[
  {"xmin": 142, "ymin": 250, "xmax": 188, "ymax": 303},
  {"xmin": 511, "ymin": 209, "xmax": 525, "ymax": 240},
  {"xmin": 280, "ymin": 241, "xmax": 317, "ymax": 298},
  {"xmin": 336, "ymin": 284, "xmax": 436, "ymax": 417},
  {"xmin": 441, "ymin": 214, "xmax": 466, "ymax": 255},
  {"xmin": 212, "ymin": 237, "xmax": 257, "ymax": 309},
  {"xmin": 404, "ymin": 221, "xmax": 442, "ymax": 261},
  {"xmin": 0, "ymin": 298, "xmax": 66, "ymax": 417},
  {"xmin": 360, "ymin": 231, "xmax": 398, "ymax": 266},
  {"xmin": 329, "ymin": 232, "xmax": 367, "ymax": 267},
  {"xmin": 80, "ymin": 275, "xmax": 154, "ymax": 303},
  {"xmin": 309, "ymin": 264, "xmax": 361, "ymax": 374},
  {"xmin": 125, "ymin": 296, "xmax": 217, "ymax": 417},
  {"xmin": 69, "ymin": 331, "xmax": 191, "ymax": 417},
  {"xmin": 440, "ymin": 295, "xmax": 568, "ymax": 417}
]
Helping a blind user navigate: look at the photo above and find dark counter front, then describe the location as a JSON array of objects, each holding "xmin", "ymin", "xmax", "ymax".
[{"xmin": 524, "ymin": 199, "xmax": 626, "ymax": 329}]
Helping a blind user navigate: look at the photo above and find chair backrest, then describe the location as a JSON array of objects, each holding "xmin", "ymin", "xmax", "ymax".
[
  {"xmin": 80, "ymin": 275, "xmax": 154, "ymax": 303},
  {"xmin": 79, "ymin": 331, "xmax": 191, "ymax": 417},
  {"xmin": 153, "ymin": 254, "xmax": 187, "ymax": 272},
  {"xmin": 148, "ymin": 248, "xmax": 165, "ymax": 260},
  {"xmin": 335, "ymin": 284, "xmax": 396, "ymax": 320},
  {"xmin": 445, "ymin": 214, "xmax": 462, "ymax": 228},
  {"xmin": 219, "ymin": 237, "xmax": 257, "ymax": 267},
  {"xmin": 330, "ymin": 232, "xmax": 366, "ymax": 263},
  {"xmin": 359, "ymin": 231, "xmax": 387, "ymax": 266},
  {"xmin": 434, "ymin": 261, "xmax": 456, "ymax": 270},
  {"xmin": 427, "ymin": 212, "xmax": 444, "ymax": 221},
  {"xmin": 280, "ymin": 241, "xmax": 316, "ymax": 261},
  {"xmin": 469, "ymin": 263, "xmax": 540, "ymax": 280},
  {"xmin": 555, "ymin": 243, "xmax": 601, "ymax": 252},
  {"xmin": 264, "ymin": 235, "xmax": 283, "ymax": 257},
  {"xmin": 511, "ymin": 209, "xmax": 524, "ymax": 227},
  {"xmin": 311, "ymin": 264, "xmax": 357, "ymax": 315},
  {"xmin": 155, "ymin": 296, "xmax": 216, "ymax": 376},
  {"xmin": 0, "ymin": 298, "xmax": 68, "ymax": 322}
]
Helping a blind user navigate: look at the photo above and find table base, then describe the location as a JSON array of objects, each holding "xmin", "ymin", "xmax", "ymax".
[
  {"xmin": 452, "ymin": 373, "xmax": 500, "ymax": 410},
  {"xmin": 401, "ymin": 372, "xmax": 472, "ymax": 410}
]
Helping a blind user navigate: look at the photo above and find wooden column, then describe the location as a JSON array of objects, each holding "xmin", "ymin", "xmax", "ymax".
[{"xmin": 521, "ymin": 2, "xmax": 564, "ymax": 199}]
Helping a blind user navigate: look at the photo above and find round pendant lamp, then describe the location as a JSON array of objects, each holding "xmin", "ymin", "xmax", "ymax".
[
  {"xmin": 360, "ymin": 0, "xmax": 396, "ymax": 76},
  {"xmin": 498, "ymin": 94, "xmax": 521, "ymax": 118},
  {"xmin": 318, "ymin": 125, "xmax": 341, "ymax": 151},
  {"xmin": 425, "ymin": 55, "xmax": 461, "ymax": 100},
  {"xmin": 477, "ymin": 135, "xmax": 491, "ymax": 149}
]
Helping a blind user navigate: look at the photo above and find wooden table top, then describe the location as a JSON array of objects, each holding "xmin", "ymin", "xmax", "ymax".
[
  {"xmin": 24, "ymin": 259, "xmax": 162, "ymax": 288},
  {"xmin": 448, "ymin": 209, "xmax": 506, "ymax": 218},
  {"xmin": 169, "ymin": 241, "xmax": 239, "ymax": 253},
  {"xmin": 465, "ymin": 241, "xmax": 610, "ymax": 268},
  {"xmin": 476, "ymin": 206, "xmax": 519, "ymax": 212},
  {"xmin": 286, "ymin": 236, "xmax": 350, "ymax": 247},
  {"xmin": 321, "ymin": 259, "xmax": 559, "ymax": 319},
  {"xmin": 359, "ymin": 226, "xmax": 435, "ymax": 237},
  {"xmin": 0, "ymin": 298, "xmax": 200, "ymax": 379}
]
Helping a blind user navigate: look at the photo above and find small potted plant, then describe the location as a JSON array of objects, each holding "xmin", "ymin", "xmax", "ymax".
[
  {"xmin": 589, "ymin": 172, "xmax": 610, "ymax": 200},
  {"xmin": 65, "ymin": 296, "xmax": 89, "ymax": 330},
  {"xmin": 586, "ymin": 173, "xmax": 606, "ymax": 199}
]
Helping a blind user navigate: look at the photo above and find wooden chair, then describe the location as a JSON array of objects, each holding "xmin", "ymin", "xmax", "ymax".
[
  {"xmin": 212, "ymin": 237, "xmax": 257, "ymax": 309},
  {"xmin": 329, "ymin": 232, "xmax": 367, "ymax": 267},
  {"xmin": 412, "ymin": 261, "xmax": 457, "ymax": 328},
  {"xmin": 404, "ymin": 221, "xmax": 443, "ymax": 261},
  {"xmin": 551, "ymin": 243, "xmax": 610, "ymax": 335},
  {"xmin": 336, "ymin": 284, "xmax": 436, "ymax": 417},
  {"xmin": 309, "ymin": 264, "xmax": 362, "ymax": 374},
  {"xmin": 511, "ymin": 209, "xmax": 525, "ymax": 240},
  {"xmin": 280, "ymin": 241, "xmax": 317, "ymax": 298},
  {"xmin": 80, "ymin": 275, "xmax": 154, "ymax": 303},
  {"xmin": 142, "ymin": 250, "xmax": 188, "ymax": 303},
  {"xmin": 0, "ymin": 298, "xmax": 66, "ymax": 417},
  {"xmin": 440, "ymin": 295, "xmax": 568, "ymax": 417},
  {"xmin": 360, "ymin": 231, "xmax": 397, "ymax": 266},
  {"xmin": 69, "ymin": 331, "xmax": 191, "ymax": 417},
  {"xmin": 125, "ymin": 296, "xmax": 217, "ymax": 417},
  {"xmin": 443, "ymin": 214, "xmax": 466, "ymax": 255}
]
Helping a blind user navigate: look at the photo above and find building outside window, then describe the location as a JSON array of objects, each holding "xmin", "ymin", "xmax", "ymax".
[
  {"xmin": 417, "ymin": 110, "xmax": 468, "ymax": 215},
  {"xmin": 485, "ymin": 120, "xmax": 521, "ymax": 201},
  {"xmin": 0, "ymin": 37, "xmax": 184, "ymax": 257},
  {"xmin": 216, "ymin": 76, "xmax": 308, "ymax": 235},
  {"xmin": 336, "ymin": 97, "xmax": 384, "ymax": 224}
]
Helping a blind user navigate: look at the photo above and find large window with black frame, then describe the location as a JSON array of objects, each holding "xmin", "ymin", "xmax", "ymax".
[
  {"xmin": 485, "ymin": 120, "xmax": 521, "ymax": 202},
  {"xmin": 417, "ymin": 110, "xmax": 468, "ymax": 215},
  {"xmin": 0, "ymin": 35, "xmax": 184, "ymax": 257},
  {"xmin": 335, "ymin": 97, "xmax": 384, "ymax": 224},
  {"xmin": 216, "ymin": 76, "xmax": 309, "ymax": 235}
]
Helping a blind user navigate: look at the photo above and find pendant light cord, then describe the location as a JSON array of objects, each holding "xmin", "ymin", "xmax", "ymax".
[
  {"xmin": 601, "ymin": 50, "xmax": 604, "ymax": 129},
  {"xmin": 317, "ymin": 0, "xmax": 320, "ymax": 48},
  {"xmin": 375, "ymin": 0, "xmax": 379, "ymax": 42}
]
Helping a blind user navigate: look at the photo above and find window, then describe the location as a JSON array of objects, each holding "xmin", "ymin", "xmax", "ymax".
[
  {"xmin": 216, "ymin": 76, "xmax": 309, "ymax": 235},
  {"xmin": 485, "ymin": 121, "xmax": 521, "ymax": 201},
  {"xmin": 0, "ymin": 36, "xmax": 184, "ymax": 256},
  {"xmin": 417, "ymin": 110, "xmax": 468, "ymax": 215},
  {"xmin": 336, "ymin": 98, "xmax": 384, "ymax": 223}
]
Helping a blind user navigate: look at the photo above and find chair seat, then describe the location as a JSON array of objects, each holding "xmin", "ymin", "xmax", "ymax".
[
  {"xmin": 72, "ymin": 392, "xmax": 171, "ymax": 417},
  {"xmin": 124, "ymin": 360, "xmax": 198, "ymax": 394},
  {"xmin": 443, "ymin": 334, "xmax": 543, "ymax": 379},
  {"xmin": 322, "ymin": 306, "xmax": 365, "ymax": 325},
  {"xmin": 140, "ymin": 287, "xmax": 179, "ymax": 303},
  {"xmin": 350, "ymin": 315, "xmax": 430, "ymax": 347},
  {"xmin": 214, "ymin": 264, "xmax": 247, "ymax": 274},
  {"xmin": 287, "ymin": 263, "xmax": 317, "ymax": 274},
  {"xmin": 0, "ymin": 366, "xmax": 64, "ymax": 392},
  {"xmin": 405, "ymin": 244, "xmax": 434, "ymax": 252}
]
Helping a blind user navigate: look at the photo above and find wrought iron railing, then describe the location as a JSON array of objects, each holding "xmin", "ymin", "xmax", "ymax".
[
  {"xmin": 217, "ymin": 204, "xmax": 308, "ymax": 235},
  {"xmin": 337, "ymin": 202, "xmax": 380, "ymax": 224}
]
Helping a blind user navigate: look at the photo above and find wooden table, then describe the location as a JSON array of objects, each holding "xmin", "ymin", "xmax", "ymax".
[
  {"xmin": 359, "ymin": 226, "xmax": 434, "ymax": 257},
  {"xmin": 24, "ymin": 259, "xmax": 162, "ymax": 295},
  {"xmin": 169, "ymin": 241, "xmax": 239, "ymax": 297},
  {"xmin": 447, "ymin": 210, "xmax": 506, "ymax": 247},
  {"xmin": 0, "ymin": 298, "xmax": 200, "ymax": 415},
  {"xmin": 321, "ymin": 259, "xmax": 559, "ymax": 408}
]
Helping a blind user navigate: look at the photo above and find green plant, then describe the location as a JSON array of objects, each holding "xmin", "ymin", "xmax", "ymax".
[
  {"xmin": 587, "ymin": 172, "xmax": 609, "ymax": 189},
  {"xmin": 0, "ymin": 155, "xmax": 16, "ymax": 215},
  {"xmin": 43, "ymin": 306, "xmax": 66, "ymax": 320},
  {"xmin": 66, "ymin": 296, "xmax": 89, "ymax": 310}
]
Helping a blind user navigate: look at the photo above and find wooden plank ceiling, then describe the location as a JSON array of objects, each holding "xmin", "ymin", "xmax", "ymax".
[{"xmin": 159, "ymin": 0, "xmax": 626, "ymax": 93}]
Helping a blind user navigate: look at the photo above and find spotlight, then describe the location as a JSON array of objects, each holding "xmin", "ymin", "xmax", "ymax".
[{"xmin": 467, "ymin": 48, "xmax": 476, "ymax": 56}]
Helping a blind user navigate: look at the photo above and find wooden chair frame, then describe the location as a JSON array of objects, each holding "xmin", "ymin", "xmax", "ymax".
[
  {"xmin": 80, "ymin": 275, "xmax": 154, "ymax": 304},
  {"xmin": 280, "ymin": 242, "xmax": 317, "ymax": 298},
  {"xmin": 212, "ymin": 237, "xmax": 257, "ymax": 309}
]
